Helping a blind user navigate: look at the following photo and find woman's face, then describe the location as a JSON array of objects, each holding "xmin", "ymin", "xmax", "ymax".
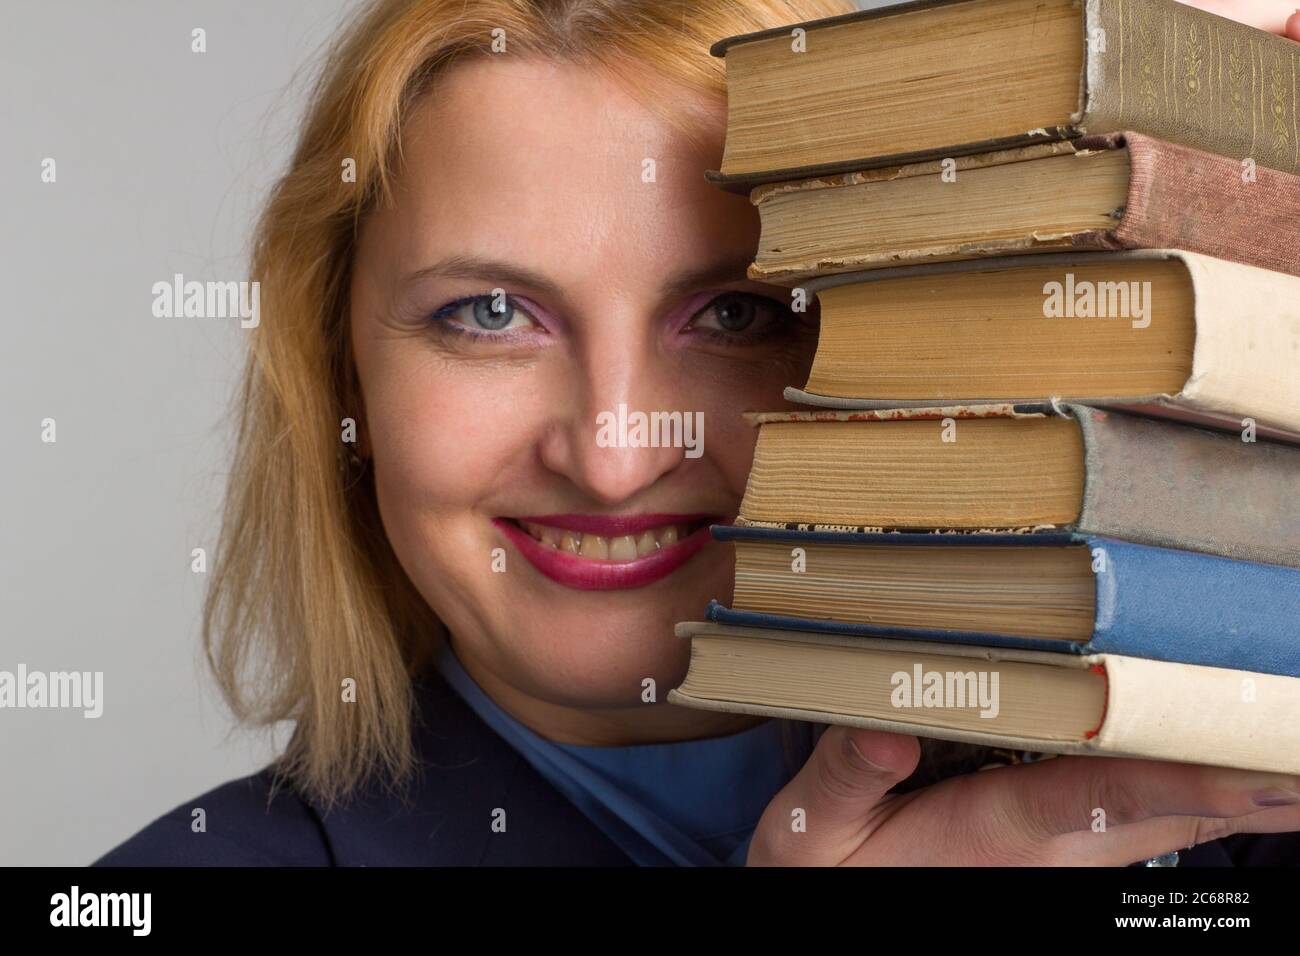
[{"xmin": 350, "ymin": 55, "xmax": 817, "ymax": 744}]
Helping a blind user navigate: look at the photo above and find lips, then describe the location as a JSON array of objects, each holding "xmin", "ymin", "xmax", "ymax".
[{"xmin": 493, "ymin": 514, "xmax": 719, "ymax": 590}]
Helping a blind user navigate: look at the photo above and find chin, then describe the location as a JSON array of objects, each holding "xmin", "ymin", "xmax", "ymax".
[{"xmin": 486, "ymin": 552, "xmax": 730, "ymax": 709}]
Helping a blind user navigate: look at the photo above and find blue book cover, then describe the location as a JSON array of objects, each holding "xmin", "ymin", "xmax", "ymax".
[{"xmin": 708, "ymin": 525, "xmax": 1300, "ymax": 678}]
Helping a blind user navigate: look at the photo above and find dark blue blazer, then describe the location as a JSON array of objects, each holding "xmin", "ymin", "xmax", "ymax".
[{"xmin": 93, "ymin": 671, "xmax": 1298, "ymax": 867}]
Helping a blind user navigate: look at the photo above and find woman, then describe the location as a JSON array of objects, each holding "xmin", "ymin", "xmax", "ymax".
[{"xmin": 97, "ymin": 0, "xmax": 1300, "ymax": 867}]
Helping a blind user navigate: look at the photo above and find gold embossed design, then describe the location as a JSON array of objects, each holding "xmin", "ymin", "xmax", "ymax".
[{"xmin": 1086, "ymin": 0, "xmax": 1300, "ymax": 174}]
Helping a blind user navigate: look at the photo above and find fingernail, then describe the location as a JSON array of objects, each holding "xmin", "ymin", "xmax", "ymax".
[
  {"xmin": 844, "ymin": 734, "xmax": 890, "ymax": 773},
  {"xmin": 1252, "ymin": 789, "xmax": 1300, "ymax": 808}
]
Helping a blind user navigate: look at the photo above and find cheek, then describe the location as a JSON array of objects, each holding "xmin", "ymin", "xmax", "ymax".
[
  {"xmin": 371, "ymin": 377, "xmax": 496, "ymax": 509},
  {"xmin": 363, "ymin": 343, "xmax": 539, "ymax": 501},
  {"xmin": 670, "ymin": 355, "xmax": 797, "ymax": 494},
  {"xmin": 697, "ymin": 400, "xmax": 758, "ymax": 500},
  {"xmin": 360, "ymin": 348, "xmax": 541, "ymax": 601}
]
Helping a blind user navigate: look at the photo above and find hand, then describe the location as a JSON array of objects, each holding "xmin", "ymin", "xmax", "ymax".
[
  {"xmin": 747, "ymin": 726, "xmax": 1300, "ymax": 865},
  {"xmin": 1176, "ymin": 0, "xmax": 1300, "ymax": 39}
]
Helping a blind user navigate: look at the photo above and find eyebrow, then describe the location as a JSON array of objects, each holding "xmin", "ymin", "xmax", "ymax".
[{"xmin": 400, "ymin": 253, "xmax": 759, "ymax": 301}]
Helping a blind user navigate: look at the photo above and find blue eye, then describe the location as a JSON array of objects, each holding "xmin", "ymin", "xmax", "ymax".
[{"xmin": 430, "ymin": 293, "xmax": 539, "ymax": 334}]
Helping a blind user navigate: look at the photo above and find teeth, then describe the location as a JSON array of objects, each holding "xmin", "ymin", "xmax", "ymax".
[
  {"xmin": 578, "ymin": 534, "xmax": 609, "ymax": 559},
  {"xmin": 518, "ymin": 521, "xmax": 692, "ymax": 561},
  {"xmin": 635, "ymin": 531, "xmax": 658, "ymax": 557},
  {"xmin": 608, "ymin": 535, "xmax": 638, "ymax": 561}
]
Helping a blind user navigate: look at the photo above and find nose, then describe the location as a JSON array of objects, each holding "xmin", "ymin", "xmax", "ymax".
[{"xmin": 537, "ymin": 323, "xmax": 691, "ymax": 507}]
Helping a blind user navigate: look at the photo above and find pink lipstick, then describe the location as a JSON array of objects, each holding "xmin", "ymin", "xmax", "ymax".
[{"xmin": 492, "ymin": 513, "xmax": 718, "ymax": 590}]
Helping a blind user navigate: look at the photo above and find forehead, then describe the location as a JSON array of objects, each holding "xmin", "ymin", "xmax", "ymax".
[{"xmin": 365, "ymin": 55, "xmax": 756, "ymax": 279}]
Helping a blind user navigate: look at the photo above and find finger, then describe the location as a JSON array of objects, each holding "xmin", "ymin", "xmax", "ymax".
[
  {"xmin": 748, "ymin": 726, "xmax": 919, "ymax": 865},
  {"xmin": 1288, "ymin": 9, "xmax": 1300, "ymax": 40},
  {"xmin": 977, "ymin": 755, "xmax": 1300, "ymax": 842},
  {"xmin": 1049, "ymin": 802, "xmax": 1300, "ymax": 866},
  {"xmin": 846, "ymin": 757, "xmax": 1299, "ymax": 867},
  {"xmin": 1175, "ymin": 0, "xmax": 1299, "ymax": 35}
]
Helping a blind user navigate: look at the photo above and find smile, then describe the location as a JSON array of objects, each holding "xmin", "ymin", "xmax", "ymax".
[{"xmin": 492, "ymin": 514, "xmax": 718, "ymax": 590}]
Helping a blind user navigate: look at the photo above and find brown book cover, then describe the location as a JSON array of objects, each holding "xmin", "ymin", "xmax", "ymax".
[
  {"xmin": 708, "ymin": 0, "xmax": 1300, "ymax": 192},
  {"xmin": 748, "ymin": 131, "xmax": 1300, "ymax": 283}
]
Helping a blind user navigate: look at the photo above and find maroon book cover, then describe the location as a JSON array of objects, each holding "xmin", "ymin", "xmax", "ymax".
[
  {"xmin": 1071, "ymin": 132, "xmax": 1300, "ymax": 279},
  {"xmin": 747, "ymin": 131, "xmax": 1300, "ymax": 283}
]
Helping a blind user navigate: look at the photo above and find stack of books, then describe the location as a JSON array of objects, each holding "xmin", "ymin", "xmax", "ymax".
[{"xmin": 669, "ymin": 0, "xmax": 1300, "ymax": 774}]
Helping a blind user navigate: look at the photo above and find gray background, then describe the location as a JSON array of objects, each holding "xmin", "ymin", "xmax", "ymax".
[
  {"xmin": 1, "ymin": 0, "xmax": 887, "ymax": 866},
  {"xmin": 1, "ymin": 0, "xmax": 359, "ymax": 867}
]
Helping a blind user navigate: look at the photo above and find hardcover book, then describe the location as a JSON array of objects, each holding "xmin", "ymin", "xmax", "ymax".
[
  {"xmin": 782, "ymin": 249, "xmax": 1300, "ymax": 441},
  {"xmin": 737, "ymin": 404, "xmax": 1300, "ymax": 568},
  {"xmin": 706, "ymin": 526, "xmax": 1300, "ymax": 677},
  {"xmin": 745, "ymin": 133, "xmax": 1300, "ymax": 284},
  {"xmin": 707, "ymin": 0, "xmax": 1300, "ymax": 190},
  {"xmin": 668, "ymin": 622, "xmax": 1300, "ymax": 775}
]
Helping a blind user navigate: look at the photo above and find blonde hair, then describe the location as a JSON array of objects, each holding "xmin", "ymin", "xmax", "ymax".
[{"xmin": 208, "ymin": 0, "xmax": 858, "ymax": 809}]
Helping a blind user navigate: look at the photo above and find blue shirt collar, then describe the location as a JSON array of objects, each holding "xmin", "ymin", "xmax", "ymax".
[{"xmin": 435, "ymin": 640, "xmax": 802, "ymax": 865}]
